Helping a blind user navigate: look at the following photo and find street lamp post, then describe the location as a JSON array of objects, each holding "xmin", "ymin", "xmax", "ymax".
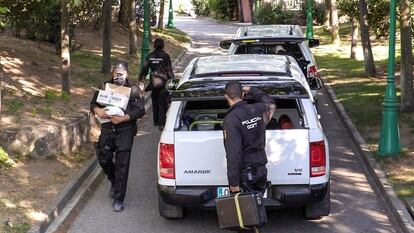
[
  {"xmin": 378, "ymin": 0, "xmax": 400, "ymax": 156},
  {"xmin": 140, "ymin": 0, "xmax": 150, "ymax": 73},
  {"xmin": 167, "ymin": 0, "xmax": 175, "ymax": 28},
  {"xmin": 306, "ymin": 0, "xmax": 314, "ymax": 39}
]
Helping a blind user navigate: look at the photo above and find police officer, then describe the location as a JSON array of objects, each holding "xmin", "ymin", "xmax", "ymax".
[
  {"xmin": 223, "ymin": 81, "xmax": 276, "ymax": 233},
  {"xmin": 90, "ymin": 60, "xmax": 145, "ymax": 212},
  {"xmin": 138, "ymin": 38, "xmax": 174, "ymax": 130}
]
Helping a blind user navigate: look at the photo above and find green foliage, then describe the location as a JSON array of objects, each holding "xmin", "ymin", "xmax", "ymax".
[
  {"xmin": 44, "ymin": 89, "xmax": 71, "ymax": 103},
  {"xmin": 5, "ymin": 99, "xmax": 24, "ymax": 113},
  {"xmin": 0, "ymin": 147, "xmax": 14, "ymax": 167},
  {"xmin": 338, "ymin": 0, "xmax": 359, "ymax": 19},
  {"xmin": 255, "ymin": 3, "xmax": 293, "ymax": 25},
  {"xmin": 177, "ymin": 2, "xmax": 186, "ymax": 14},
  {"xmin": 191, "ymin": 0, "xmax": 210, "ymax": 16},
  {"xmin": 208, "ymin": 0, "xmax": 237, "ymax": 20},
  {"xmin": 0, "ymin": 6, "xmax": 9, "ymax": 31},
  {"xmin": 300, "ymin": 0, "xmax": 325, "ymax": 25},
  {"xmin": 1, "ymin": 0, "xmax": 104, "ymax": 50},
  {"xmin": 2, "ymin": 0, "xmax": 60, "ymax": 42},
  {"xmin": 366, "ymin": 0, "xmax": 390, "ymax": 39},
  {"xmin": 70, "ymin": 0, "xmax": 105, "ymax": 26}
]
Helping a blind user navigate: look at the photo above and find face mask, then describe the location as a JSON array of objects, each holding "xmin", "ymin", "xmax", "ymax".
[{"xmin": 113, "ymin": 74, "xmax": 126, "ymax": 86}]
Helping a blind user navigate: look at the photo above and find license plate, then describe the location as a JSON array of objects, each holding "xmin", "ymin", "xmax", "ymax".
[
  {"xmin": 216, "ymin": 187, "xmax": 268, "ymax": 198},
  {"xmin": 217, "ymin": 187, "xmax": 231, "ymax": 198}
]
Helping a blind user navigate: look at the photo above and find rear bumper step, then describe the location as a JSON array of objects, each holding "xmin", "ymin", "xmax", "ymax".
[{"xmin": 158, "ymin": 182, "xmax": 329, "ymax": 208}]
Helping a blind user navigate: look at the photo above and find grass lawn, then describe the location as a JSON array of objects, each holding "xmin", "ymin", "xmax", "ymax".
[{"xmin": 313, "ymin": 24, "xmax": 414, "ymax": 197}]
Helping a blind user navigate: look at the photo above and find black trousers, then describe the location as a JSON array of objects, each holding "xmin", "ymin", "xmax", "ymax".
[
  {"xmin": 236, "ymin": 165, "xmax": 267, "ymax": 233},
  {"xmin": 240, "ymin": 165, "xmax": 268, "ymax": 194},
  {"xmin": 96, "ymin": 126, "xmax": 136, "ymax": 202},
  {"xmin": 151, "ymin": 86, "xmax": 168, "ymax": 126}
]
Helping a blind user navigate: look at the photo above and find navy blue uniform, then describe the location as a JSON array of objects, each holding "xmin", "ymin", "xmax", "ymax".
[
  {"xmin": 139, "ymin": 49, "xmax": 174, "ymax": 126},
  {"xmin": 90, "ymin": 80, "xmax": 145, "ymax": 202},
  {"xmin": 223, "ymin": 87, "xmax": 276, "ymax": 194}
]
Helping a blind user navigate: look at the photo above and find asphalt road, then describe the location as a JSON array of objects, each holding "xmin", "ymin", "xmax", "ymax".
[{"xmin": 66, "ymin": 16, "xmax": 395, "ymax": 233}]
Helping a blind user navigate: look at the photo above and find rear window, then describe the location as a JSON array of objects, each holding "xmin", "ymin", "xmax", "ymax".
[
  {"xmin": 175, "ymin": 99, "xmax": 306, "ymax": 131},
  {"xmin": 235, "ymin": 43, "xmax": 309, "ymax": 76},
  {"xmin": 171, "ymin": 80, "xmax": 309, "ymax": 101},
  {"xmin": 235, "ymin": 43, "xmax": 304, "ymax": 59}
]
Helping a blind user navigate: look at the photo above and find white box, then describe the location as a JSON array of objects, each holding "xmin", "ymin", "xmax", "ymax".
[
  {"xmin": 109, "ymin": 92, "xmax": 129, "ymax": 110},
  {"xmin": 96, "ymin": 90, "xmax": 112, "ymax": 106},
  {"xmin": 96, "ymin": 90, "xmax": 130, "ymax": 110}
]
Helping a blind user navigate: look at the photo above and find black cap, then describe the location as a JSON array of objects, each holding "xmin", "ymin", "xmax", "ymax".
[{"xmin": 114, "ymin": 60, "xmax": 128, "ymax": 72}]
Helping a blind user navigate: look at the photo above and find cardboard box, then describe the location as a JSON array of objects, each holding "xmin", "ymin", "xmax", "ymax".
[
  {"xmin": 105, "ymin": 83, "xmax": 131, "ymax": 98},
  {"xmin": 96, "ymin": 84, "xmax": 131, "ymax": 110}
]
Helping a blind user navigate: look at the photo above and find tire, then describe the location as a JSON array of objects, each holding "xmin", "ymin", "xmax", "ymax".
[
  {"xmin": 158, "ymin": 195, "xmax": 184, "ymax": 219},
  {"xmin": 304, "ymin": 184, "xmax": 330, "ymax": 220}
]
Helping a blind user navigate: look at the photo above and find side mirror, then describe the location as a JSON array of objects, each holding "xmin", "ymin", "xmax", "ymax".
[
  {"xmin": 308, "ymin": 77, "xmax": 323, "ymax": 90},
  {"xmin": 166, "ymin": 78, "xmax": 180, "ymax": 91},
  {"xmin": 308, "ymin": 39, "xmax": 320, "ymax": 48},
  {"xmin": 220, "ymin": 40, "xmax": 232, "ymax": 50}
]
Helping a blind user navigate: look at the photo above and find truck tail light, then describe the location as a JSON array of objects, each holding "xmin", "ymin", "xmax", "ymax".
[
  {"xmin": 308, "ymin": 65, "xmax": 318, "ymax": 78},
  {"xmin": 159, "ymin": 143, "xmax": 175, "ymax": 179},
  {"xmin": 310, "ymin": 141, "xmax": 326, "ymax": 177}
]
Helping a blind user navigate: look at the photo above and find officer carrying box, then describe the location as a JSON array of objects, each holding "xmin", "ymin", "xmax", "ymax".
[{"xmin": 90, "ymin": 60, "xmax": 145, "ymax": 212}]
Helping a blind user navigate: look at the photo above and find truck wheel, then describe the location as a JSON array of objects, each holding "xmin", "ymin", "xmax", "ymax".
[
  {"xmin": 158, "ymin": 195, "xmax": 184, "ymax": 219},
  {"xmin": 304, "ymin": 184, "xmax": 330, "ymax": 220}
]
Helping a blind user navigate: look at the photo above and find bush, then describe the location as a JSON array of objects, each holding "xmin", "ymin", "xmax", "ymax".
[
  {"xmin": 191, "ymin": 0, "xmax": 210, "ymax": 16},
  {"xmin": 338, "ymin": 0, "xmax": 359, "ymax": 19},
  {"xmin": 255, "ymin": 3, "xmax": 293, "ymax": 25},
  {"xmin": 71, "ymin": 0, "xmax": 105, "ymax": 27},
  {"xmin": 367, "ymin": 0, "xmax": 389, "ymax": 39},
  {"xmin": 1, "ymin": 0, "xmax": 105, "ymax": 51},
  {"xmin": 301, "ymin": 0, "xmax": 325, "ymax": 25},
  {"xmin": 0, "ymin": 7, "xmax": 8, "ymax": 31},
  {"xmin": 208, "ymin": 0, "xmax": 237, "ymax": 20},
  {"xmin": 0, "ymin": 147, "xmax": 14, "ymax": 167},
  {"xmin": 2, "ymin": 0, "xmax": 60, "ymax": 41}
]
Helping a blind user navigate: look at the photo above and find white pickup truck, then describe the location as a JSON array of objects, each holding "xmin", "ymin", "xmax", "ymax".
[{"xmin": 157, "ymin": 55, "xmax": 330, "ymax": 220}]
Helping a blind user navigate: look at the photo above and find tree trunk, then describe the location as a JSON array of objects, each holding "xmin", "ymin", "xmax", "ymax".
[
  {"xmin": 359, "ymin": 0, "xmax": 376, "ymax": 77},
  {"xmin": 350, "ymin": 17, "xmax": 358, "ymax": 59},
  {"xmin": 118, "ymin": 0, "xmax": 129, "ymax": 27},
  {"xmin": 250, "ymin": 0, "xmax": 255, "ymax": 24},
  {"xmin": 238, "ymin": 0, "xmax": 244, "ymax": 22},
  {"xmin": 323, "ymin": 0, "xmax": 331, "ymax": 28},
  {"xmin": 330, "ymin": 0, "xmax": 340, "ymax": 44},
  {"xmin": 61, "ymin": 0, "xmax": 71, "ymax": 94},
  {"xmin": 102, "ymin": 0, "xmax": 112, "ymax": 74},
  {"xmin": 158, "ymin": 0, "xmax": 165, "ymax": 30},
  {"xmin": 129, "ymin": 0, "xmax": 138, "ymax": 56},
  {"xmin": 400, "ymin": 0, "xmax": 414, "ymax": 111},
  {"xmin": 0, "ymin": 63, "xmax": 3, "ymax": 112}
]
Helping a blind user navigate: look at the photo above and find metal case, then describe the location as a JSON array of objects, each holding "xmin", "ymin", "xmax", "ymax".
[{"xmin": 216, "ymin": 192, "xmax": 267, "ymax": 230}]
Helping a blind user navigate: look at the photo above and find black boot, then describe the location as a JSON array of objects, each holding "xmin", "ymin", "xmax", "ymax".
[{"xmin": 113, "ymin": 200, "xmax": 124, "ymax": 212}]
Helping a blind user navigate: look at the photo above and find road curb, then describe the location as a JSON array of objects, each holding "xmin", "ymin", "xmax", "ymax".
[
  {"xmin": 323, "ymin": 84, "xmax": 414, "ymax": 233},
  {"xmin": 27, "ymin": 156, "xmax": 99, "ymax": 233},
  {"xmin": 27, "ymin": 49, "xmax": 189, "ymax": 233}
]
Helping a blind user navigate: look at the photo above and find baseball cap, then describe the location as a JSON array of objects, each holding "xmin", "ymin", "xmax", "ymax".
[{"xmin": 113, "ymin": 60, "xmax": 128, "ymax": 73}]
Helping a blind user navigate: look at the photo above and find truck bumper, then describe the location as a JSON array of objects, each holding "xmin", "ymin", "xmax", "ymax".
[{"xmin": 158, "ymin": 182, "xmax": 329, "ymax": 209}]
